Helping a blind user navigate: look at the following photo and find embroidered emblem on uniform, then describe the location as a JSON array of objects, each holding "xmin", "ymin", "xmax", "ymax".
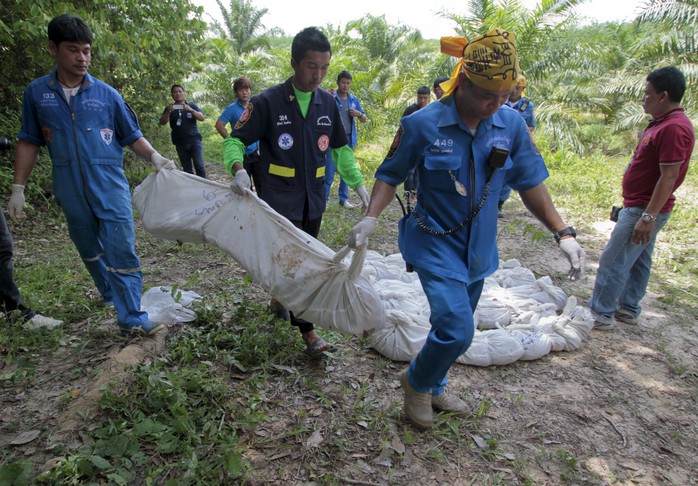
[
  {"xmin": 235, "ymin": 102, "xmax": 254, "ymax": 130},
  {"xmin": 386, "ymin": 125, "xmax": 404, "ymax": 159},
  {"xmin": 528, "ymin": 130, "xmax": 540, "ymax": 155},
  {"xmin": 317, "ymin": 134, "xmax": 329, "ymax": 151},
  {"xmin": 278, "ymin": 133, "xmax": 294, "ymax": 150},
  {"xmin": 641, "ymin": 133, "xmax": 651, "ymax": 145},
  {"xmin": 100, "ymin": 128, "xmax": 113, "ymax": 145},
  {"xmin": 317, "ymin": 115, "xmax": 332, "ymax": 127},
  {"xmin": 41, "ymin": 127, "xmax": 53, "ymax": 143}
]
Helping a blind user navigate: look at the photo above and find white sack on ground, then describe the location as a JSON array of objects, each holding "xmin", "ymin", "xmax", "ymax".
[
  {"xmin": 133, "ymin": 169, "xmax": 385, "ymax": 335},
  {"xmin": 364, "ymin": 253, "xmax": 594, "ymax": 365},
  {"xmin": 141, "ymin": 286, "xmax": 202, "ymax": 325}
]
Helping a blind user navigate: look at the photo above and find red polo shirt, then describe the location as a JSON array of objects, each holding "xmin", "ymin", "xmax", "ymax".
[{"xmin": 622, "ymin": 108, "xmax": 694, "ymax": 213}]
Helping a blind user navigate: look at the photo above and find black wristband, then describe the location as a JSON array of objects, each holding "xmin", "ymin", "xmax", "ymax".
[{"xmin": 554, "ymin": 226, "xmax": 576, "ymax": 244}]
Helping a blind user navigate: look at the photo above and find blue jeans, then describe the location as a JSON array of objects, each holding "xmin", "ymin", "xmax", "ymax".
[
  {"xmin": 589, "ymin": 206, "xmax": 670, "ymax": 319},
  {"xmin": 324, "ymin": 151, "xmax": 349, "ymax": 204},
  {"xmin": 175, "ymin": 140, "xmax": 206, "ymax": 178},
  {"xmin": 408, "ymin": 266, "xmax": 484, "ymax": 395}
]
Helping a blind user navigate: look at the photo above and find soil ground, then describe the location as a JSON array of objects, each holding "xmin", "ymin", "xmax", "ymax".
[{"xmin": 1, "ymin": 164, "xmax": 696, "ymax": 485}]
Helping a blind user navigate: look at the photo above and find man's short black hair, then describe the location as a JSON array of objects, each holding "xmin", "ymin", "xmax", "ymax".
[
  {"xmin": 48, "ymin": 14, "xmax": 93, "ymax": 46},
  {"xmin": 433, "ymin": 76, "xmax": 449, "ymax": 90},
  {"xmin": 291, "ymin": 27, "xmax": 331, "ymax": 64},
  {"xmin": 417, "ymin": 86, "xmax": 431, "ymax": 95},
  {"xmin": 171, "ymin": 84, "xmax": 184, "ymax": 93},
  {"xmin": 647, "ymin": 66, "xmax": 686, "ymax": 103},
  {"xmin": 337, "ymin": 70, "xmax": 352, "ymax": 83}
]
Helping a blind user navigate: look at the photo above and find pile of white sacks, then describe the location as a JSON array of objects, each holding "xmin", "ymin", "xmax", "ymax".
[
  {"xmin": 362, "ymin": 252, "xmax": 594, "ymax": 366},
  {"xmin": 133, "ymin": 170, "xmax": 594, "ymax": 367}
]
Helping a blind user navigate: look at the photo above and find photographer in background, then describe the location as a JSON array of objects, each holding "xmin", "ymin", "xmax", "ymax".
[
  {"xmin": 1, "ymin": 136, "xmax": 63, "ymax": 329},
  {"xmin": 159, "ymin": 84, "xmax": 206, "ymax": 178}
]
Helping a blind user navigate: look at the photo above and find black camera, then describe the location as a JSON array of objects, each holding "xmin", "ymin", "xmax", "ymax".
[
  {"xmin": 610, "ymin": 205, "xmax": 622, "ymax": 222},
  {"xmin": 0, "ymin": 137, "xmax": 13, "ymax": 151}
]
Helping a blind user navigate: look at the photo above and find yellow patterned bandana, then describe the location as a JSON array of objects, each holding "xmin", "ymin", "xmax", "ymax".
[{"xmin": 439, "ymin": 28, "xmax": 520, "ymax": 96}]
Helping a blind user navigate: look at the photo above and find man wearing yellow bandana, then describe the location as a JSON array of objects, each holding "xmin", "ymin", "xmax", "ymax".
[{"xmin": 347, "ymin": 28, "xmax": 585, "ymax": 429}]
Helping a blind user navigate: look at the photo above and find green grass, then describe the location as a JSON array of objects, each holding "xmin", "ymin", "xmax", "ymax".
[{"xmin": 1, "ymin": 127, "xmax": 696, "ymax": 484}]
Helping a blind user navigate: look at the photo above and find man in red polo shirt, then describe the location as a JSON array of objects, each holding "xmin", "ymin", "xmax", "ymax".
[{"xmin": 589, "ymin": 66, "xmax": 694, "ymax": 330}]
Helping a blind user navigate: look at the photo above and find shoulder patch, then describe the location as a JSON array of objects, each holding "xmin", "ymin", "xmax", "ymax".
[
  {"xmin": 528, "ymin": 130, "xmax": 540, "ymax": 155},
  {"xmin": 235, "ymin": 102, "xmax": 254, "ymax": 130},
  {"xmin": 386, "ymin": 125, "xmax": 404, "ymax": 159}
]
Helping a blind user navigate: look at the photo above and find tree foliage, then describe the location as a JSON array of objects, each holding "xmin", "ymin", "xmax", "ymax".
[
  {"xmin": 0, "ymin": 0, "xmax": 207, "ymax": 139},
  {"xmin": 1, "ymin": 0, "xmax": 694, "ymax": 161},
  {"xmin": 212, "ymin": 0, "xmax": 281, "ymax": 55}
]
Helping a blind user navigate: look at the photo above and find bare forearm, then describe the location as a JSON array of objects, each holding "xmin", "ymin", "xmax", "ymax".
[
  {"xmin": 129, "ymin": 137, "xmax": 156, "ymax": 160},
  {"xmin": 645, "ymin": 165, "xmax": 680, "ymax": 215},
  {"xmin": 366, "ymin": 180, "xmax": 396, "ymax": 218},
  {"xmin": 159, "ymin": 110, "xmax": 170, "ymax": 125},
  {"xmin": 13, "ymin": 141, "xmax": 41, "ymax": 185},
  {"xmin": 519, "ymin": 183, "xmax": 567, "ymax": 233},
  {"xmin": 215, "ymin": 120, "xmax": 229, "ymax": 139}
]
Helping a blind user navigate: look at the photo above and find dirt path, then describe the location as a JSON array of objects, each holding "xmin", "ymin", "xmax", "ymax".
[{"xmin": 1, "ymin": 172, "xmax": 696, "ymax": 484}]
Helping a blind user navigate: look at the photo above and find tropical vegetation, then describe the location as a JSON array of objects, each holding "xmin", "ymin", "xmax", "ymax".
[{"xmin": 0, "ymin": 0, "xmax": 697, "ymax": 483}]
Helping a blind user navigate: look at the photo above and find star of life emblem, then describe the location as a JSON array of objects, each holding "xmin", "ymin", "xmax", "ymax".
[
  {"xmin": 100, "ymin": 128, "xmax": 113, "ymax": 145},
  {"xmin": 278, "ymin": 133, "xmax": 294, "ymax": 150}
]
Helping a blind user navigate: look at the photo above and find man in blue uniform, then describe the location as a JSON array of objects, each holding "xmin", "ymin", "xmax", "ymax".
[
  {"xmin": 8, "ymin": 14, "xmax": 175, "ymax": 336},
  {"xmin": 348, "ymin": 29, "xmax": 585, "ymax": 428},
  {"xmin": 223, "ymin": 27, "xmax": 370, "ymax": 358},
  {"xmin": 499, "ymin": 75, "xmax": 536, "ymax": 216}
]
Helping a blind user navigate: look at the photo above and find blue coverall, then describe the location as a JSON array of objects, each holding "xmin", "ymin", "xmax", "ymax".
[{"xmin": 18, "ymin": 70, "xmax": 150, "ymax": 329}]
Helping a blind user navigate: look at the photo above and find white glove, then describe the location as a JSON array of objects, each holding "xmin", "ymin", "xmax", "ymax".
[
  {"xmin": 356, "ymin": 185, "xmax": 370, "ymax": 212},
  {"xmin": 151, "ymin": 151, "xmax": 176, "ymax": 171},
  {"xmin": 8, "ymin": 184, "xmax": 25, "ymax": 223},
  {"xmin": 348, "ymin": 216, "xmax": 377, "ymax": 249},
  {"xmin": 230, "ymin": 169, "xmax": 251, "ymax": 195},
  {"xmin": 559, "ymin": 237, "xmax": 586, "ymax": 280}
]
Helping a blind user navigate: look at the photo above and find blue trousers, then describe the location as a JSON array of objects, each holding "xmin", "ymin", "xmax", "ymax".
[
  {"xmin": 589, "ymin": 206, "xmax": 670, "ymax": 319},
  {"xmin": 324, "ymin": 151, "xmax": 349, "ymax": 204},
  {"xmin": 408, "ymin": 266, "xmax": 484, "ymax": 395},
  {"xmin": 58, "ymin": 191, "xmax": 149, "ymax": 328},
  {"xmin": 176, "ymin": 140, "xmax": 206, "ymax": 178}
]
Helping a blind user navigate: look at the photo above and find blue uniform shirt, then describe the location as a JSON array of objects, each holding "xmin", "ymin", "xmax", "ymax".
[
  {"xmin": 229, "ymin": 77, "xmax": 348, "ymax": 221},
  {"xmin": 18, "ymin": 70, "xmax": 142, "ymax": 204},
  {"xmin": 377, "ymin": 95, "xmax": 548, "ymax": 283},
  {"xmin": 219, "ymin": 99, "xmax": 259, "ymax": 155},
  {"xmin": 505, "ymin": 97, "xmax": 536, "ymax": 129},
  {"xmin": 333, "ymin": 91, "xmax": 365, "ymax": 148}
]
